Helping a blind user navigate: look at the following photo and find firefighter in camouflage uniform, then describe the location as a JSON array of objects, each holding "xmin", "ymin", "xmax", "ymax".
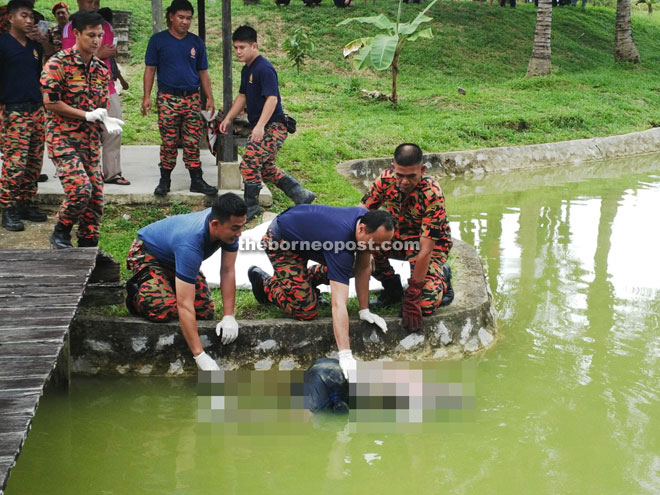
[
  {"xmin": 0, "ymin": 0, "xmax": 48, "ymax": 232},
  {"xmin": 141, "ymin": 0, "xmax": 217, "ymax": 197},
  {"xmin": 40, "ymin": 10, "xmax": 122, "ymax": 248},
  {"xmin": 360, "ymin": 143, "xmax": 454, "ymax": 332}
]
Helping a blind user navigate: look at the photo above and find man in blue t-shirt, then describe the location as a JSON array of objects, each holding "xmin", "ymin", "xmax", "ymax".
[
  {"xmin": 126, "ymin": 193, "xmax": 247, "ymax": 371},
  {"xmin": 142, "ymin": 0, "xmax": 217, "ymax": 197},
  {"xmin": 0, "ymin": 0, "xmax": 48, "ymax": 232},
  {"xmin": 248, "ymin": 205, "xmax": 394, "ymax": 380},
  {"xmin": 219, "ymin": 25, "xmax": 315, "ymax": 222}
]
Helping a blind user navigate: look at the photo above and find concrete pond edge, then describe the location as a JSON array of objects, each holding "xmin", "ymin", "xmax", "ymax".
[
  {"xmin": 337, "ymin": 127, "xmax": 660, "ymax": 189},
  {"xmin": 71, "ymin": 239, "xmax": 497, "ymax": 376}
]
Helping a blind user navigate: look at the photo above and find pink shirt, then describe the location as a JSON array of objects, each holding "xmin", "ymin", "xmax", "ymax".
[{"xmin": 61, "ymin": 19, "xmax": 116, "ymax": 95}]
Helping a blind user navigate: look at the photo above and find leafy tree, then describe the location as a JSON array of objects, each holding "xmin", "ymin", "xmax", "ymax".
[
  {"xmin": 339, "ymin": 0, "xmax": 438, "ymax": 104},
  {"xmin": 635, "ymin": 0, "xmax": 654, "ymax": 16},
  {"xmin": 282, "ymin": 27, "xmax": 315, "ymax": 73}
]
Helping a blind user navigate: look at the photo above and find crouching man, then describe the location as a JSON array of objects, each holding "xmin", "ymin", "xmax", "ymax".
[
  {"xmin": 248, "ymin": 204, "xmax": 394, "ymax": 379},
  {"xmin": 126, "ymin": 193, "xmax": 247, "ymax": 371},
  {"xmin": 360, "ymin": 143, "xmax": 454, "ymax": 332}
]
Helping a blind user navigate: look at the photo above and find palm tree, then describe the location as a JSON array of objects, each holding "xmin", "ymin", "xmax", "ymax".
[
  {"xmin": 526, "ymin": 0, "xmax": 553, "ymax": 77},
  {"xmin": 615, "ymin": 0, "xmax": 641, "ymax": 62}
]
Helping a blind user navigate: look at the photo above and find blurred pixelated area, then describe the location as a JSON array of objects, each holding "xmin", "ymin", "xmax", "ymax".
[{"xmin": 197, "ymin": 361, "xmax": 476, "ymax": 435}]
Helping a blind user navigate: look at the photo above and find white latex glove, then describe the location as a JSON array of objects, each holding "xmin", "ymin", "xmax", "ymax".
[
  {"xmin": 216, "ymin": 315, "xmax": 239, "ymax": 345},
  {"xmin": 194, "ymin": 351, "xmax": 220, "ymax": 371},
  {"xmin": 338, "ymin": 349, "xmax": 357, "ymax": 382},
  {"xmin": 85, "ymin": 108, "xmax": 108, "ymax": 122},
  {"xmin": 102, "ymin": 115, "xmax": 125, "ymax": 135},
  {"xmin": 359, "ymin": 309, "xmax": 388, "ymax": 334}
]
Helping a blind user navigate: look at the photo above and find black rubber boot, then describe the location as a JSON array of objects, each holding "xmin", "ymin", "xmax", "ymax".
[
  {"xmin": 244, "ymin": 183, "xmax": 262, "ymax": 222},
  {"xmin": 1, "ymin": 206, "xmax": 24, "ymax": 231},
  {"xmin": 154, "ymin": 167, "xmax": 172, "ymax": 196},
  {"xmin": 441, "ymin": 264, "xmax": 454, "ymax": 306},
  {"xmin": 370, "ymin": 274, "xmax": 404, "ymax": 308},
  {"xmin": 16, "ymin": 200, "xmax": 47, "ymax": 222},
  {"xmin": 276, "ymin": 173, "xmax": 316, "ymax": 205},
  {"xmin": 248, "ymin": 266, "xmax": 270, "ymax": 304},
  {"xmin": 50, "ymin": 222, "xmax": 73, "ymax": 249},
  {"xmin": 189, "ymin": 168, "xmax": 218, "ymax": 195},
  {"xmin": 78, "ymin": 237, "xmax": 99, "ymax": 248}
]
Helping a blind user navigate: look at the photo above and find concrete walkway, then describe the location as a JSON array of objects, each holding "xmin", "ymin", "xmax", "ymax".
[{"xmin": 35, "ymin": 145, "xmax": 272, "ymax": 206}]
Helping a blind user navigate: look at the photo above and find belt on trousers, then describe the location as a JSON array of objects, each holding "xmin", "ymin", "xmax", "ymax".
[
  {"xmin": 158, "ymin": 87, "xmax": 200, "ymax": 97},
  {"xmin": 4, "ymin": 101, "xmax": 42, "ymax": 113}
]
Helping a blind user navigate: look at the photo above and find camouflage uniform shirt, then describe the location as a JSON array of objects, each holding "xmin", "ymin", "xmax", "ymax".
[{"xmin": 361, "ymin": 168, "xmax": 453, "ymax": 262}]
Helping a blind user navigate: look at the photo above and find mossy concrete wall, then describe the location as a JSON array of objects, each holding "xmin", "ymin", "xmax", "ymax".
[
  {"xmin": 70, "ymin": 239, "xmax": 497, "ymax": 376},
  {"xmin": 338, "ymin": 128, "xmax": 660, "ymax": 189}
]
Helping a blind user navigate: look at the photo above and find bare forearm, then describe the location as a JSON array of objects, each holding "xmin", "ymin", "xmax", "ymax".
[
  {"xmin": 178, "ymin": 304, "xmax": 203, "ymax": 355},
  {"xmin": 143, "ymin": 67, "xmax": 156, "ymax": 97},
  {"xmin": 199, "ymin": 70, "xmax": 213, "ymax": 102},
  {"xmin": 224, "ymin": 94, "xmax": 246, "ymax": 121},
  {"xmin": 355, "ymin": 254, "xmax": 371, "ymax": 310},
  {"xmin": 220, "ymin": 271, "xmax": 236, "ymax": 316},
  {"xmin": 332, "ymin": 304, "xmax": 351, "ymax": 351},
  {"xmin": 255, "ymin": 96, "xmax": 277, "ymax": 128},
  {"xmin": 411, "ymin": 248, "xmax": 433, "ymax": 282}
]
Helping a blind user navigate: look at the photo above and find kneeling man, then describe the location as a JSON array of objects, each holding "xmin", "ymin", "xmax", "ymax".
[
  {"xmin": 126, "ymin": 193, "xmax": 247, "ymax": 371},
  {"xmin": 360, "ymin": 143, "xmax": 454, "ymax": 332},
  {"xmin": 248, "ymin": 204, "xmax": 394, "ymax": 379}
]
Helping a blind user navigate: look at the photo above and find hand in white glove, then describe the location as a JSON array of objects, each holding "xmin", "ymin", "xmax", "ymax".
[
  {"xmin": 359, "ymin": 309, "xmax": 388, "ymax": 334},
  {"xmin": 194, "ymin": 351, "xmax": 220, "ymax": 371},
  {"xmin": 338, "ymin": 349, "xmax": 357, "ymax": 382},
  {"xmin": 216, "ymin": 315, "xmax": 239, "ymax": 345},
  {"xmin": 85, "ymin": 108, "xmax": 108, "ymax": 122},
  {"xmin": 102, "ymin": 116, "xmax": 125, "ymax": 135}
]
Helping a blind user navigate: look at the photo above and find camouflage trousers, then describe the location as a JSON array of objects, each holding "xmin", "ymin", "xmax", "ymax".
[
  {"xmin": 51, "ymin": 136, "xmax": 103, "ymax": 242},
  {"xmin": 157, "ymin": 92, "xmax": 202, "ymax": 171},
  {"xmin": 126, "ymin": 239, "xmax": 214, "ymax": 322},
  {"xmin": 372, "ymin": 235, "xmax": 449, "ymax": 316},
  {"xmin": 0, "ymin": 107, "xmax": 45, "ymax": 208},
  {"xmin": 262, "ymin": 229, "xmax": 330, "ymax": 320},
  {"xmin": 240, "ymin": 122, "xmax": 287, "ymax": 185}
]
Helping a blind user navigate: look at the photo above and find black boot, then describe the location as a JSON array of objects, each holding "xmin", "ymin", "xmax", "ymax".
[
  {"xmin": 370, "ymin": 274, "xmax": 404, "ymax": 308},
  {"xmin": 189, "ymin": 168, "xmax": 218, "ymax": 195},
  {"xmin": 244, "ymin": 183, "xmax": 262, "ymax": 222},
  {"xmin": 154, "ymin": 167, "xmax": 172, "ymax": 196},
  {"xmin": 441, "ymin": 264, "xmax": 454, "ymax": 306},
  {"xmin": 248, "ymin": 265, "xmax": 270, "ymax": 304},
  {"xmin": 50, "ymin": 222, "xmax": 73, "ymax": 249},
  {"xmin": 1, "ymin": 206, "xmax": 24, "ymax": 231},
  {"xmin": 16, "ymin": 200, "xmax": 47, "ymax": 222},
  {"xmin": 38, "ymin": 173, "xmax": 48, "ymax": 182},
  {"xmin": 276, "ymin": 173, "xmax": 316, "ymax": 205},
  {"xmin": 78, "ymin": 237, "xmax": 99, "ymax": 248}
]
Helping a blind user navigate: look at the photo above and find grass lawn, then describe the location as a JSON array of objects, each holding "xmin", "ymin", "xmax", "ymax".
[{"xmin": 32, "ymin": 0, "xmax": 660, "ymax": 318}]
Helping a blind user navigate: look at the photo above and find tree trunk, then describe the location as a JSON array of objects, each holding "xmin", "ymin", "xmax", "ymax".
[
  {"xmin": 614, "ymin": 0, "xmax": 641, "ymax": 62},
  {"xmin": 526, "ymin": 0, "xmax": 553, "ymax": 77},
  {"xmin": 151, "ymin": 0, "xmax": 163, "ymax": 33},
  {"xmin": 391, "ymin": 51, "xmax": 399, "ymax": 104}
]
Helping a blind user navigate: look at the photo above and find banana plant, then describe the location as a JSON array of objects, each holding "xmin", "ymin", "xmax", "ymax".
[{"xmin": 339, "ymin": 0, "xmax": 438, "ymax": 104}]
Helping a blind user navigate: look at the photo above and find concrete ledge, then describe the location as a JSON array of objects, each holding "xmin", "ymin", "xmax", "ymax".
[
  {"xmin": 71, "ymin": 239, "xmax": 497, "ymax": 376},
  {"xmin": 338, "ymin": 128, "xmax": 660, "ymax": 188}
]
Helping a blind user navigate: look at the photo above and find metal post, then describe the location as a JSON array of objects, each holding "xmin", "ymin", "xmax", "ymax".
[
  {"xmin": 221, "ymin": 0, "xmax": 234, "ymax": 162},
  {"xmin": 198, "ymin": 0, "xmax": 206, "ymax": 41}
]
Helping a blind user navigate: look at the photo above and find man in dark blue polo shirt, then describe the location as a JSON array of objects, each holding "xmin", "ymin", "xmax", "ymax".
[
  {"xmin": 142, "ymin": 0, "xmax": 217, "ymax": 197},
  {"xmin": 0, "ymin": 0, "xmax": 48, "ymax": 231},
  {"xmin": 219, "ymin": 25, "xmax": 315, "ymax": 221},
  {"xmin": 248, "ymin": 205, "xmax": 394, "ymax": 379},
  {"xmin": 126, "ymin": 193, "xmax": 247, "ymax": 371}
]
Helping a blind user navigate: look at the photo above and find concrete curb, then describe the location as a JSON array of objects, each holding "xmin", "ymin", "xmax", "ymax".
[
  {"xmin": 71, "ymin": 239, "xmax": 497, "ymax": 376},
  {"xmin": 338, "ymin": 127, "xmax": 660, "ymax": 189}
]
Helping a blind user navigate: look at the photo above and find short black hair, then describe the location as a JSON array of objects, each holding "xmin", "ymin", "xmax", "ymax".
[
  {"xmin": 70, "ymin": 10, "xmax": 104, "ymax": 31},
  {"xmin": 7, "ymin": 0, "xmax": 34, "ymax": 14},
  {"xmin": 232, "ymin": 25, "xmax": 257, "ymax": 44},
  {"xmin": 210, "ymin": 193, "xmax": 247, "ymax": 223},
  {"xmin": 394, "ymin": 143, "xmax": 423, "ymax": 167},
  {"xmin": 97, "ymin": 6, "xmax": 112, "ymax": 24},
  {"xmin": 166, "ymin": 0, "xmax": 194, "ymax": 17},
  {"xmin": 361, "ymin": 210, "xmax": 394, "ymax": 233}
]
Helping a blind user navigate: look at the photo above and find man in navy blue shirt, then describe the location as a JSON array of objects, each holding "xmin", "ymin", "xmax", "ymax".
[
  {"xmin": 126, "ymin": 193, "xmax": 247, "ymax": 371},
  {"xmin": 142, "ymin": 0, "xmax": 217, "ymax": 197},
  {"xmin": 0, "ymin": 0, "xmax": 48, "ymax": 232},
  {"xmin": 248, "ymin": 205, "xmax": 394, "ymax": 379},
  {"xmin": 219, "ymin": 25, "xmax": 315, "ymax": 221}
]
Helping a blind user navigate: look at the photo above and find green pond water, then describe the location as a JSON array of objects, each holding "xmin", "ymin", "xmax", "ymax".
[{"xmin": 7, "ymin": 155, "xmax": 660, "ymax": 494}]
